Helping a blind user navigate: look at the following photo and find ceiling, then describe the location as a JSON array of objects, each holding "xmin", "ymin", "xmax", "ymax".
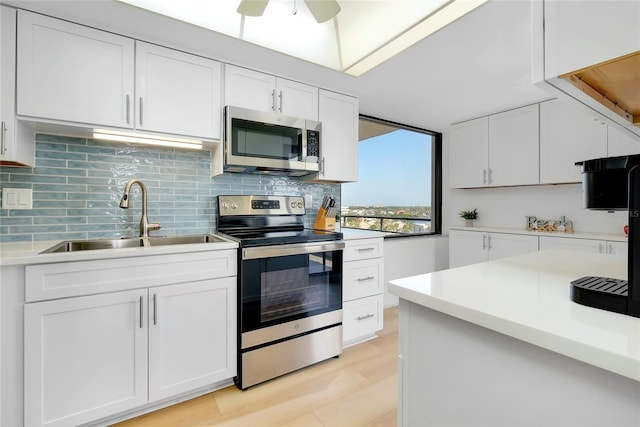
[{"xmin": 3, "ymin": 0, "xmax": 552, "ymax": 133}]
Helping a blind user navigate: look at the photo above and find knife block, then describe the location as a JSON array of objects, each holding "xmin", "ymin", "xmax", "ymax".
[{"xmin": 314, "ymin": 208, "xmax": 336, "ymax": 231}]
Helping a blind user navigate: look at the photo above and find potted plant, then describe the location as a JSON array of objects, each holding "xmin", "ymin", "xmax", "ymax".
[{"xmin": 459, "ymin": 208, "xmax": 478, "ymax": 227}]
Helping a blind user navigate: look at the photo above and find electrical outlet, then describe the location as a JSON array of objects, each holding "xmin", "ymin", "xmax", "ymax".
[{"xmin": 2, "ymin": 188, "xmax": 33, "ymax": 210}]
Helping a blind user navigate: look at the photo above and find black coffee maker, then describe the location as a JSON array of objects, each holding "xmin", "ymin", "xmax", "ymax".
[{"xmin": 572, "ymin": 154, "xmax": 640, "ymax": 318}]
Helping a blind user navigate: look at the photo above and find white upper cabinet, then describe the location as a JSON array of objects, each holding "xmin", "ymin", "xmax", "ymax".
[
  {"xmin": 607, "ymin": 125, "xmax": 640, "ymax": 157},
  {"xmin": 316, "ymin": 89, "xmax": 359, "ymax": 182},
  {"xmin": 224, "ymin": 64, "xmax": 318, "ymax": 120},
  {"xmin": 544, "ymin": 0, "xmax": 640, "ymax": 78},
  {"xmin": 1, "ymin": 6, "xmax": 34, "ymax": 166},
  {"xmin": 449, "ymin": 105, "xmax": 538, "ymax": 188},
  {"xmin": 135, "ymin": 42, "xmax": 222, "ymax": 139},
  {"xmin": 539, "ymin": 99, "xmax": 607, "ymax": 184},
  {"xmin": 17, "ymin": 11, "xmax": 222, "ymax": 140},
  {"xmin": 17, "ymin": 10, "xmax": 135, "ymax": 128},
  {"xmin": 488, "ymin": 104, "xmax": 539, "ymax": 187},
  {"xmin": 449, "ymin": 117, "xmax": 489, "ymax": 188}
]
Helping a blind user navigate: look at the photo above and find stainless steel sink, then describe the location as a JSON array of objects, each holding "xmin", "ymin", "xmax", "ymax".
[{"xmin": 41, "ymin": 234, "xmax": 227, "ymax": 253}]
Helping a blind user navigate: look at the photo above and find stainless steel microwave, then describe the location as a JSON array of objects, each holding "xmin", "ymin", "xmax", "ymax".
[{"xmin": 223, "ymin": 106, "xmax": 321, "ymax": 177}]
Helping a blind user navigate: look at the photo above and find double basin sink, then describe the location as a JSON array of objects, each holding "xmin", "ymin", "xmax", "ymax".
[{"xmin": 41, "ymin": 234, "xmax": 227, "ymax": 253}]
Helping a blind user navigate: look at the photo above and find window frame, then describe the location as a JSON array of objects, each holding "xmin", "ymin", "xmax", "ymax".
[{"xmin": 341, "ymin": 114, "xmax": 442, "ymax": 238}]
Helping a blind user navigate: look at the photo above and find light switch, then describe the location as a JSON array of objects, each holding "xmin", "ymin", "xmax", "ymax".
[{"xmin": 2, "ymin": 188, "xmax": 32, "ymax": 210}]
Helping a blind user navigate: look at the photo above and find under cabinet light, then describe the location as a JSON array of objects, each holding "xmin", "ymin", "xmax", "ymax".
[{"xmin": 92, "ymin": 129, "xmax": 203, "ymax": 150}]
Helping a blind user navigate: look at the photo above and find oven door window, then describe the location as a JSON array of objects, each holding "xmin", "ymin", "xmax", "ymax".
[
  {"xmin": 232, "ymin": 118, "xmax": 302, "ymax": 161},
  {"xmin": 241, "ymin": 250, "xmax": 342, "ymax": 332}
]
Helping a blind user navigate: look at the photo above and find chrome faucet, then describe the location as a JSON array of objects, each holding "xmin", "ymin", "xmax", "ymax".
[{"xmin": 119, "ymin": 179, "xmax": 161, "ymax": 238}]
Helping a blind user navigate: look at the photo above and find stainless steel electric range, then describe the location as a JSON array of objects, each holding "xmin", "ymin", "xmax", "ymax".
[{"xmin": 216, "ymin": 195, "xmax": 344, "ymax": 390}]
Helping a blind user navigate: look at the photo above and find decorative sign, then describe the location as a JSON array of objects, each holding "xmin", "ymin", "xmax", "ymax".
[{"xmin": 526, "ymin": 215, "xmax": 574, "ymax": 233}]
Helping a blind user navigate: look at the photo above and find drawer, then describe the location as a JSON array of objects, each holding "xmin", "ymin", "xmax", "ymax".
[
  {"xmin": 343, "ymin": 238, "xmax": 384, "ymax": 262},
  {"xmin": 25, "ymin": 249, "xmax": 237, "ymax": 302},
  {"xmin": 343, "ymin": 258, "xmax": 383, "ymax": 301},
  {"xmin": 343, "ymin": 294, "xmax": 383, "ymax": 345}
]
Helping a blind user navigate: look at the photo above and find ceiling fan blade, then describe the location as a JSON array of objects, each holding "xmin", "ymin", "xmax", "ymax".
[
  {"xmin": 304, "ymin": 0, "xmax": 341, "ymax": 23},
  {"xmin": 237, "ymin": 0, "xmax": 269, "ymax": 17}
]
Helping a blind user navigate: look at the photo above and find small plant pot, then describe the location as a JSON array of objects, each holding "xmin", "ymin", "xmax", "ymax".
[{"xmin": 464, "ymin": 219, "xmax": 474, "ymax": 227}]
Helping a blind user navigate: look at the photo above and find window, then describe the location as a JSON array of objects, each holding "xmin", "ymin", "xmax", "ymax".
[{"xmin": 341, "ymin": 115, "xmax": 442, "ymax": 236}]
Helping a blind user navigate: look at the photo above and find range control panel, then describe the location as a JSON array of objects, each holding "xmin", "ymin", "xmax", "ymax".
[{"xmin": 218, "ymin": 195, "xmax": 305, "ymax": 216}]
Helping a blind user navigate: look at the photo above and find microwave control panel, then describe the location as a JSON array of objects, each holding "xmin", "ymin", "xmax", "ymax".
[{"xmin": 307, "ymin": 130, "xmax": 320, "ymax": 159}]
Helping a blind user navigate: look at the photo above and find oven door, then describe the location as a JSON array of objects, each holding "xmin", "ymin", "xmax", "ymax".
[{"xmin": 239, "ymin": 241, "xmax": 344, "ymax": 349}]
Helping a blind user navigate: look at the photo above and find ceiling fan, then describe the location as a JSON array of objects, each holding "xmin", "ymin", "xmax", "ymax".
[{"xmin": 237, "ymin": 0, "xmax": 341, "ymax": 23}]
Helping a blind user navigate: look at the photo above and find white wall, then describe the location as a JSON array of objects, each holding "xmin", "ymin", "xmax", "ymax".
[{"xmin": 383, "ymin": 235, "xmax": 449, "ymax": 307}]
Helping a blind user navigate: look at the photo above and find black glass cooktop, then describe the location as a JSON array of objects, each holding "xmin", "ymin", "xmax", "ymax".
[{"xmin": 217, "ymin": 228, "xmax": 342, "ymax": 248}]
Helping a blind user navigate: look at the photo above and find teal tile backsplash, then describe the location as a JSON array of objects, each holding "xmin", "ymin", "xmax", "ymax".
[{"xmin": 0, "ymin": 134, "xmax": 339, "ymax": 243}]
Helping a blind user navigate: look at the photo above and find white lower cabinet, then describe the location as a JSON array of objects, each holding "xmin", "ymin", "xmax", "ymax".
[
  {"xmin": 539, "ymin": 236, "xmax": 627, "ymax": 257},
  {"xmin": 342, "ymin": 237, "xmax": 384, "ymax": 346},
  {"xmin": 24, "ymin": 251, "xmax": 236, "ymax": 427},
  {"xmin": 449, "ymin": 230, "xmax": 539, "ymax": 268}
]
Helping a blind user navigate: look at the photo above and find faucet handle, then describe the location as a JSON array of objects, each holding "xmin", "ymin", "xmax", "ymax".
[{"xmin": 148, "ymin": 223, "xmax": 162, "ymax": 232}]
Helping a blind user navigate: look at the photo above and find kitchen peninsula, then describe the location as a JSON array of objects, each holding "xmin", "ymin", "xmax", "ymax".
[{"xmin": 389, "ymin": 249, "xmax": 640, "ymax": 426}]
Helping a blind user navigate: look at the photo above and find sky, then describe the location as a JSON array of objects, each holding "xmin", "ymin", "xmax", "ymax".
[{"xmin": 341, "ymin": 129, "xmax": 432, "ymax": 206}]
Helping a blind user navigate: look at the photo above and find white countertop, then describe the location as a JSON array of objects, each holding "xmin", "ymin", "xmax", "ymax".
[
  {"xmin": 389, "ymin": 249, "xmax": 640, "ymax": 381},
  {"xmin": 0, "ymin": 238, "xmax": 238, "ymax": 266},
  {"xmin": 340, "ymin": 228, "xmax": 387, "ymax": 240},
  {"xmin": 449, "ymin": 225, "xmax": 628, "ymax": 242}
]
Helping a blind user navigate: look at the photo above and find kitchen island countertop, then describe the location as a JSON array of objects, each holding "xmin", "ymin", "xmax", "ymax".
[{"xmin": 389, "ymin": 249, "xmax": 640, "ymax": 381}]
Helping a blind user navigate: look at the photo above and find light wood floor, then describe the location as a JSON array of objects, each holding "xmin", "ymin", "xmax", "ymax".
[{"xmin": 115, "ymin": 307, "xmax": 399, "ymax": 427}]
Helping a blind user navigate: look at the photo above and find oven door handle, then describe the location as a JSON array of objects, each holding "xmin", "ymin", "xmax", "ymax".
[{"xmin": 242, "ymin": 241, "xmax": 345, "ymax": 260}]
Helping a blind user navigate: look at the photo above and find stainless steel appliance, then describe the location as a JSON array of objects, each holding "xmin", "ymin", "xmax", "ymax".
[
  {"xmin": 223, "ymin": 106, "xmax": 321, "ymax": 176},
  {"xmin": 217, "ymin": 195, "xmax": 344, "ymax": 389}
]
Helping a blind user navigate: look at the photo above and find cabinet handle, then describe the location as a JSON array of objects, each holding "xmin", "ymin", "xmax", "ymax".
[
  {"xmin": 139, "ymin": 97, "xmax": 144, "ymax": 126},
  {"xmin": 153, "ymin": 293, "xmax": 157, "ymax": 325},
  {"xmin": 278, "ymin": 91, "xmax": 283, "ymax": 112},
  {"xmin": 482, "ymin": 234, "xmax": 487, "ymax": 250},
  {"xmin": 487, "ymin": 234, "xmax": 492, "ymax": 250},
  {"xmin": 483, "ymin": 169, "xmax": 487, "ymax": 184},
  {"xmin": 599, "ymin": 243, "xmax": 604, "ymax": 254},
  {"xmin": 139, "ymin": 296, "xmax": 143, "ymax": 328},
  {"xmin": 357, "ymin": 314, "xmax": 375, "ymax": 321},
  {"xmin": 321, "ymin": 157, "xmax": 325, "ymax": 176},
  {"xmin": 357, "ymin": 247, "xmax": 375, "ymax": 252},
  {"xmin": 126, "ymin": 95, "xmax": 131, "ymax": 124},
  {"xmin": 357, "ymin": 276, "xmax": 375, "ymax": 282},
  {"xmin": 487, "ymin": 169, "xmax": 493, "ymax": 184},
  {"xmin": 271, "ymin": 89, "xmax": 276, "ymax": 112},
  {"xmin": 0, "ymin": 121, "xmax": 6, "ymax": 155}
]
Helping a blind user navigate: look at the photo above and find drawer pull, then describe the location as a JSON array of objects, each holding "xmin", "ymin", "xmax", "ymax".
[
  {"xmin": 357, "ymin": 276, "xmax": 375, "ymax": 282},
  {"xmin": 357, "ymin": 247, "xmax": 375, "ymax": 252},
  {"xmin": 356, "ymin": 313, "xmax": 374, "ymax": 321}
]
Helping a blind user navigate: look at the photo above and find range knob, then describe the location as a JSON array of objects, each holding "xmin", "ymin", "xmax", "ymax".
[
  {"xmin": 290, "ymin": 201, "xmax": 297, "ymax": 209},
  {"xmin": 231, "ymin": 202, "xmax": 238, "ymax": 210},
  {"xmin": 297, "ymin": 201, "xmax": 303, "ymax": 208},
  {"xmin": 221, "ymin": 202, "xmax": 229, "ymax": 210}
]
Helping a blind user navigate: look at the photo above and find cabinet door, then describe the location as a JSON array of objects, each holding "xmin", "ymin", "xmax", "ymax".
[
  {"xmin": 276, "ymin": 78, "xmax": 318, "ymax": 120},
  {"xmin": 488, "ymin": 104, "xmax": 539, "ymax": 187},
  {"xmin": 449, "ymin": 117, "xmax": 489, "ymax": 188},
  {"xmin": 317, "ymin": 90, "xmax": 359, "ymax": 182},
  {"xmin": 449, "ymin": 230, "xmax": 488, "ymax": 268},
  {"xmin": 539, "ymin": 236, "xmax": 603, "ymax": 253},
  {"xmin": 606, "ymin": 241, "xmax": 628, "ymax": 257},
  {"xmin": 224, "ymin": 64, "xmax": 276, "ymax": 112},
  {"xmin": 539, "ymin": 99, "xmax": 607, "ymax": 184},
  {"xmin": 487, "ymin": 233, "xmax": 538, "ymax": 261},
  {"xmin": 0, "ymin": 6, "xmax": 34, "ymax": 166},
  {"xmin": 135, "ymin": 42, "xmax": 222, "ymax": 139},
  {"xmin": 607, "ymin": 125, "xmax": 640, "ymax": 157},
  {"xmin": 545, "ymin": 0, "xmax": 640, "ymax": 78},
  {"xmin": 24, "ymin": 290, "xmax": 148, "ymax": 427},
  {"xmin": 148, "ymin": 277, "xmax": 236, "ymax": 402},
  {"xmin": 17, "ymin": 10, "xmax": 134, "ymax": 128}
]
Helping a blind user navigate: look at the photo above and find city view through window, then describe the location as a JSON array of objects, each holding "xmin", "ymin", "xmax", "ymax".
[{"xmin": 341, "ymin": 119, "xmax": 435, "ymax": 234}]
